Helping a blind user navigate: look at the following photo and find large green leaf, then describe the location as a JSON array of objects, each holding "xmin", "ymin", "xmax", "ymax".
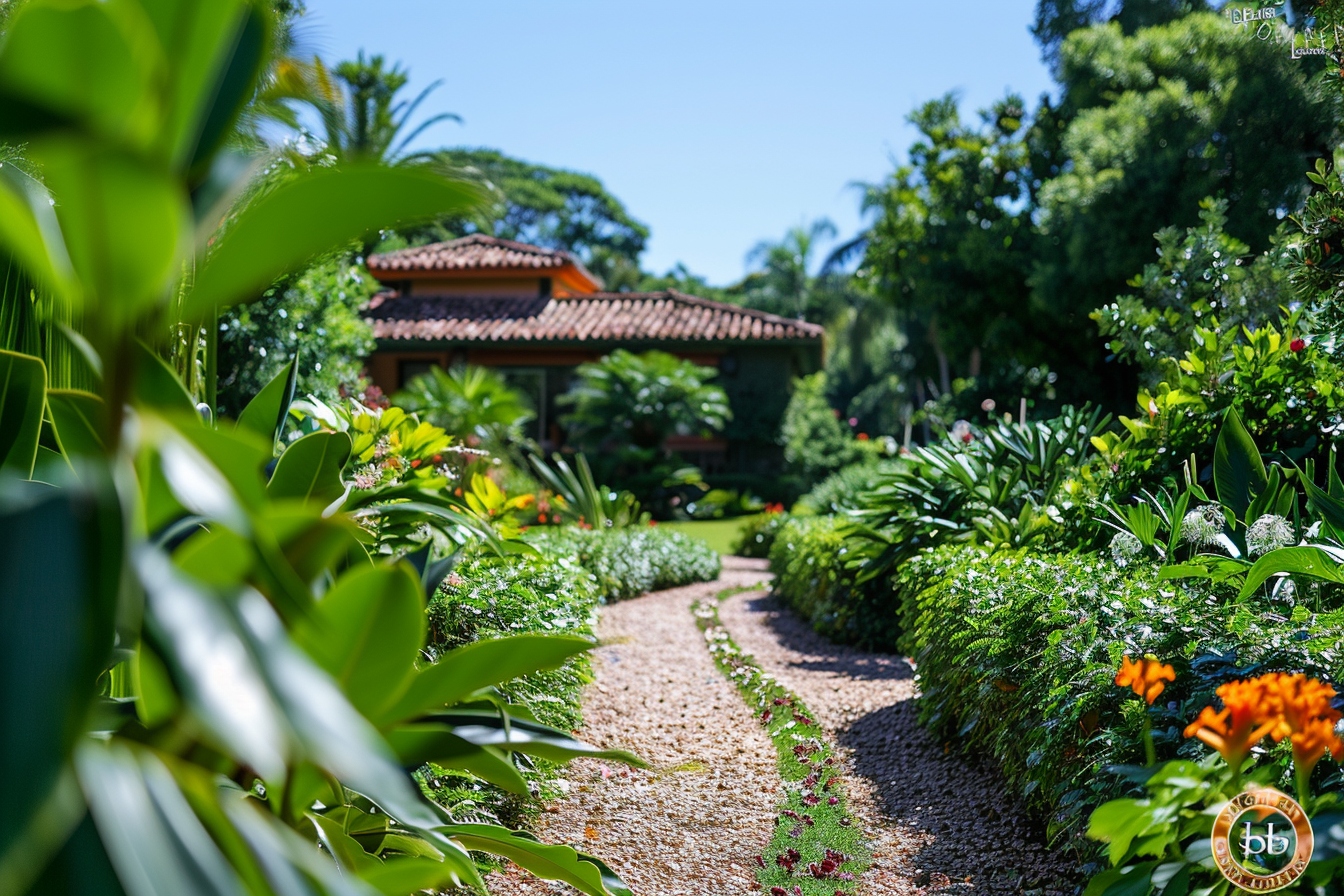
[
  {"xmin": 134, "ymin": 0, "xmax": 271, "ymax": 176},
  {"xmin": 1212, "ymin": 408, "xmax": 1267, "ymax": 522},
  {"xmin": 235, "ymin": 355, "xmax": 298, "ymax": 449},
  {"xmin": 0, "ymin": 480, "xmax": 120, "ymax": 892},
  {"xmin": 293, "ymin": 564, "xmax": 425, "ymax": 719},
  {"xmin": 0, "ymin": 164, "xmax": 77, "ymax": 303},
  {"xmin": 392, "ymin": 730, "xmax": 529, "ymax": 795},
  {"xmin": 0, "ymin": 349, "xmax": 46, "ymax": 476},
  {"xmin": 377, "ymin": 634, "xmax": 593, "ymax": 726},
  {"xmin": 1238, "ymin": 546, "xmax": 1344, "ymax": 598},
  {"xmin": 75, "ymin": 742, "xmax": 245, "ymax": 896},
  {"xmin": 408, "ymin": 712, "xmax": 644, "ymax": 767},
  {"xmin": 184, "ymin": 165, "xmax": 485, "ymax": 318},
  {"xmin": 0, "ymin": 0, "xmax": 164, "ymax": 149},
  {"xmin": 439, "ymin": 824, "xmax": 633, "ymax": 896},
  {"xmin": 267, "ymin": 431, "xmax": 351, "ymax": 508},
  {"xmin": 133, "ymin": 343, "xmax": 197, "ymax": 417},
  {"xmin": 47, "ymin": 389, "xmax": 106, "ymax": 459},
  {"xmin": 35, "ymin": 138, "xmax": 188, "ymax": 320}
]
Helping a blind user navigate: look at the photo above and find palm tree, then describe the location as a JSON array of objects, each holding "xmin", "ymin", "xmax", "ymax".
[
  {"xmin": 316, "ymin": 51, "xmax": 460, "ymax": 164},
  {"xmin": 737, "ymin": 219, "xmax": 837, "ymax": 321}
]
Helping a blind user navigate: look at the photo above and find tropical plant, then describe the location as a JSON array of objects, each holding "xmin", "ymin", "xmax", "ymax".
[
  {"xmin": 316, "ymin": 51, "xmax": 460, "ymax": 165},
  {"xmin": 527, "ymin": 452, "xmax": 647, "ymax": 529},
  {"xmin": 0, "ymin": 2, "xmax": 638, "ymax": 894},
  {"xmin": 558, "ymin": 349, "xmax": 731, "ymax": 473},
  {"xmin": 394, "ymin": 364, "xmax": 534, "ymax": 451},
  {"xmin": 851, "ymin": 405, "xmax": 1110, "ymax": 582}
]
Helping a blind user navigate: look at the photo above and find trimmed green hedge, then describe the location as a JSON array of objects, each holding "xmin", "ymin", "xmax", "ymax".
[
  {"xmin": 903, "ymin": 545, "xmax": 1344, "ymax": 857},
  {"xmin": 766, "ymin": 516, "xmax": 903, "ymax": 649},
  {"xmin": 732, "ymin": 511, "xmax": 793, "ymax": 558},
  {"xmin": 524, "ymin": 525, "xmax": 721, "ymax": 601}
]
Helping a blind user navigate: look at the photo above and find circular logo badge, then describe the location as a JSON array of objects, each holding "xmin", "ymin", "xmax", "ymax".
[{"xmin": 1211, "ymin": 788, "xmax": 1313, "ymax": 892}]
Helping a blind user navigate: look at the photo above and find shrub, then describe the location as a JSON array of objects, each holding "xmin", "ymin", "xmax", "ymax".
[
  {"xmin": 768, "ymin": 516, "xmax": 902, "ymax": 649},
  {"xmin": 904, "ymin": 545, "xmax": 1344, "ymax": 858},
  {"xmin": 779, "ymin": 371, "xmax": 866, "ymax": 491},
  {"xmin": 424, "ymin": 551, "xmax": 602, "ymax": 826},
  {"xmin": 733, "ymin": 512, "xmax": 793, "ymax": 558},
  {"xmin": 525, "ymin": 526, "xmax": 721, "ymax": 601},
  {"xmin": 795, "ymin": 457, "xmax": 901, "ymax": 515},
  {"xmin": 428, "ymin": 552, "xmax": 600, "ymax": 732}
]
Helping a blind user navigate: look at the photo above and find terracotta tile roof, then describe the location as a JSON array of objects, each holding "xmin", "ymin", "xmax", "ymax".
[
  {"xmin": 368, "ymin": 234, "xmax": 579, "ymax": 274},
  {"xmin": 366, "ymin": 290, "xmax": 825, "ymax": 345}
]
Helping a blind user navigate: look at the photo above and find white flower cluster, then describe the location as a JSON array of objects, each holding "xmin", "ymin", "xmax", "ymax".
[
  {"xmin": 1181, "ymin": 505, "xmax": 1226, "ymax": 547},
  {"xmin": 1109, "ymin": 531, "xmax": 1143, "ymax": 566},
  {"xmin": 1246, "ymin": 514, "xmax": 1294, "ymax": 556}
]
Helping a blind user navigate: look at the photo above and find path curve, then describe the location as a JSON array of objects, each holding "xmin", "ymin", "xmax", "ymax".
[
  {"xmin": 486, "ymin": 558, "xmax": 778, "ymax": 896},
  {"xmin": 718, "ymin": 588, "xmax": 1080, "ymax": 896}
]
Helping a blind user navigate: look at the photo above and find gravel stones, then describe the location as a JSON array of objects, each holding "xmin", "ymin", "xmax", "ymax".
[
  {"xmin": 485, "ymin": 559, "xmax": 778, "ymax": 896},
  {"xmin": 718, "ymin": 589, "xmax": 1081, "ymax": 896}
]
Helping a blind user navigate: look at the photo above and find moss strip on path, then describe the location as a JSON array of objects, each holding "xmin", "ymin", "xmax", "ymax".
[{"xmin": 694, "ymin": 588, "xmax": 870, "ymax": 896}]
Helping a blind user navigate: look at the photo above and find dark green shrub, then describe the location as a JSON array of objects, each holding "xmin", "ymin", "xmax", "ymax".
[
  {"xmin": 795, "ymin": 458, "xmax": 900, "ymax": 514},
  {"xmin": 904, "ymin": 545, "xmax": 1344, "ymax": 858},
  {"xmin": 732, "ymin": 512, "xmax": 792, "ymax": 558},
  {"xmin": 424, "ymin": 551, "xmax": 602, "ymax": 826},
  {"xmin": 524, "ymin": 525, "xmax": 721, "ymax": 601},
  {"xmin": 768, "ymin": 516, "xmax": 902, "ymax": 649}
]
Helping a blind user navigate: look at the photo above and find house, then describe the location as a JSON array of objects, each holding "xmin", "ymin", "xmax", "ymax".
[{"xmin": 363, "ymin": 234, "xmax": 824, "ymax": 486}]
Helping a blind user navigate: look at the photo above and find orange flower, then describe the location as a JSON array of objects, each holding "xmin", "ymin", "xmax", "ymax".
[
  {"xmin": 515, "ymin": 494, "xmax": 537, "ymax": 509},
  {"xmin": 1289, "ymin": 717, "xmax": 1344, "ymax": 780},
  {"xmin": 1115, "ymin": 656, "xmax": 1176, "ymax": 705},
  {"xmin": 1184, "ymin": 673, "xmax": 1344, "ymax": 777}
]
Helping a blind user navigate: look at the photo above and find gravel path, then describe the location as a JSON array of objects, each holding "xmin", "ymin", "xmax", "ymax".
[
  {"xmin": 485, "ymin": 558, "xmax": 777, "ymax": 896},
  {"xmin": 718, "ymin": 588, "xmax": 1080, "ymax": 896}
]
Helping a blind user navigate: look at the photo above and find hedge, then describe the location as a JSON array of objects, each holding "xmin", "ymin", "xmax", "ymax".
[
  {"xmin": 901, "ymin": 545, "xmax": 1344, "ymax": 858},
  {"xmin": 524, "ymin": 525, "xmax": 721, "ymax": 601}
]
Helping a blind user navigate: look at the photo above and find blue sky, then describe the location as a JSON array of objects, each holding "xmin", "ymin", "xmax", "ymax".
[{"xmin": 299, "ymin": 1, "xmax": 1055, "ymax": 285}]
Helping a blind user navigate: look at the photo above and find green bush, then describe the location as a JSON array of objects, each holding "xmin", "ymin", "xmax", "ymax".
[
  {"xmin": 424, "ymin": 551, "xmax": 602, "ymax": 826},
  {"xmin": 733, "ymin": 512, "xmax": 793, "ymax": 558},
  {"xmin": 795, "ymin": 457, "xmax": 901, "ymax": 514},
  {"xmin": 525, "ymin": 525, "xmax": 721, "ymax": 601},
  {"xmin": 767, "ymin": 516, "xmax": 902, "ymax": 649},
  {"xmin": 904, "ymin": 545, "xmax": 1344, "ymax": 857},
  {"xmin": 778, "ymin": 371, "xmax": 867, "ymax": 491}
]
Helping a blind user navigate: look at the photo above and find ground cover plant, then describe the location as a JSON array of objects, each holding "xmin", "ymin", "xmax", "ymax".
[{"xmin": 693, "ymin": 589, "xmax": 869, "ymax": 896}]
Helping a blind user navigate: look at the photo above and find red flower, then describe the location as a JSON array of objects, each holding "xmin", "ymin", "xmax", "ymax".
[
  {"xmin": 1291, "ymin": 338, "xmax": 1307, "ymax": 352},
  {"xmin": 857, "ymin": 432, "xmax": 869, "ymax": 441},
  {"xmin": 961, "ymin": 431, "xmax": 973, "ymax": 444}
]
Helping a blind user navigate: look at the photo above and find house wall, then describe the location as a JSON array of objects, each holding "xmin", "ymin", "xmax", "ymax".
[{"xmin": 365, "ymin": 339, "xmax": 822, "ymax": 498}]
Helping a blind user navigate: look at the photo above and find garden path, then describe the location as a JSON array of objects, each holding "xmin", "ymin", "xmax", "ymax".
[
  {"xmin": 487, "ymin": 559, "xmax": 1077, "ymax": 896},
  {"xmin": 485, "ymin": 559, "xmax": 781, "ymax": 896},
  {"xmin": 718, "ymin": 587, "xmax": 1080, "ymax": 896}
]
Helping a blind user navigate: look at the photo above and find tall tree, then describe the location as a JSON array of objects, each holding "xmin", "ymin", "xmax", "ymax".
[
  {"xmin": 856, "ymin": 94, "xmax": 1043, "ymax": 412},
  {"xmin": 317, "ymin": 51, "xmax": 460, "ymax": 164},
  {"xmin": 1033, "ymin": 13, "xmax": 1341, "ymax": 347},
  {"xmin": 415, "ymin": 148, "xmax": 650, "ymax": 290}
]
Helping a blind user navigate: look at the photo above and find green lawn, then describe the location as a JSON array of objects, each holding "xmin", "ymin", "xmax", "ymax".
[{"xmin": 659, "ymin": 518, "xmax": 751, "ymax": 555}]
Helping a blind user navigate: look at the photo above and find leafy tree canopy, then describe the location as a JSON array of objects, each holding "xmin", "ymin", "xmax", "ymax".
[
  {"xmin": 1032, "ymin": 0, "xmax": 1207, "ymax": 71},
  {"xmin": 1034, "ymin": 13, "xmax": 1341, "ymax": 331},
  {"xmin": 856, "ymin": 94, "xmax": 1044, "ymax": 407},
  {"xmin": 409, "ymin": 148, "xmax": 651, "ymax": 290}
]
